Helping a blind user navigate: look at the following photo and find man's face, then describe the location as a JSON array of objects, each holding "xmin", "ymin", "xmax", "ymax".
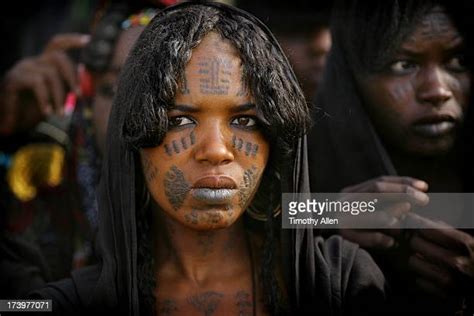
[
  {"xmin": 140, "ymin": 33, "xmax": 270, "ymax": 231},
  {"xmin": 358, "ymin": 8, "xmax": 470, "ymax": 157}
]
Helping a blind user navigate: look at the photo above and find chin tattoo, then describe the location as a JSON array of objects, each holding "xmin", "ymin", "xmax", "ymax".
[{"xmin": 187, "ymin": 291, "xmax": 224, "ymax": 316}]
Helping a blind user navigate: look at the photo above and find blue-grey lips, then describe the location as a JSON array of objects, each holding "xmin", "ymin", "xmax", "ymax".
[
  {"xmin": 412, "ymin": 121, "xmax": 455, "ymax": 137},
  {"xmin": 190, "ymin": 188, "xmax": 237, "ymax": 204}
]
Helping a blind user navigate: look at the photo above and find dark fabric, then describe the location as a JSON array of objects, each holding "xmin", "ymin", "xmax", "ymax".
[
  {"xmin": 0, "ymin": 100, "xmax": 98, "ymax": 298},
  {"xmin": 308, "ymin": 1, "xmax": 474, "ymax": 315},
  {"xmin": 307, "ymin": 39, "xmax": 396, "ymax": 193},
  {"xmin": 297, "ymin": 235, "xmax": 386, "ymax": 316},
  {"xmin": 31, "ymin": 235, "xmax": 386, "ymax": 316},
  {"xmin": 0, "ymin": 173, "xmax": 94, "ymax": 298},
  {"xmin": 0, "ymin": 235, "xmax": 50, "ymax": 298},
  {"xmin": 30, "ymin": 2, "xmax": 387, "ymax": 315},
  {"xmin": 29, "ymin": 265, "xmax": 104, "ymax": 316}
]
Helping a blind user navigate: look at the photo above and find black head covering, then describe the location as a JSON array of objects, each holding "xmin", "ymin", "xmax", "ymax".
[
  {"xmin": 307, "ymin": 1, "xmax": 474, "ymax": 314},
  {"xmin": 309, "ymin": 0, "xmax": 474, "ymax": 192},
  {"xmin": 31, "ymin": 2, "xmax": 387, "ymax": 315},
  {"xmin": 81, "ymin": 2, "xmax": 313, "ymax": 314}
]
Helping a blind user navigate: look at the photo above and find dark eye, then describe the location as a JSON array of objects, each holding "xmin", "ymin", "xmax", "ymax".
[
  {"xmin": 389, "ymin": 60, "xmax": 418, "ymax": 74},
  {"xmin": 168, "ymin": 116, "xmax": 194, "ymax": 129},
  {"xmin": 97, "ymin": 83, "xmax": 116, "ymax": 98},
  {"xmin": 231, "ymin": 116, "xmax": 258, "ymax": 129},
  {"xmin": 445, "ymin": 55, "xmax": 467, "ymax": 72}
]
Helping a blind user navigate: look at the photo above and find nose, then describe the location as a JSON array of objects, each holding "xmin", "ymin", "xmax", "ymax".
[
  {"xmin": 416, "ymin": 66, "xmax": 453, "ymax": 107},
  {"xmin": 194, "ymin": 123, "xmax": 234, "ymax": 166}
]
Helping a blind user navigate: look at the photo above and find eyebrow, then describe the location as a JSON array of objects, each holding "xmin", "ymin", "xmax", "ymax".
[
  {"xmin": 170, "ymin": 103, "xmax": 256, "ymax": 113},
  {"xmin": 230, "ymin": 103, "xmax": 256, "ymax": 113},
  {"xmin": 169, "ymin": 104, "xmax": 199, "ymax": 113},
  {"xmin": 399, "ymin": 36, "xmax": 464, "ymax": 56},
  {"xmin": 396, "ymin": 48, "xmax": 424, "ymax": 58}
]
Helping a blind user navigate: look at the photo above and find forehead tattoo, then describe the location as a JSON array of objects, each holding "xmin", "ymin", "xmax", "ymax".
[
  {"xmin": 198, "ymin": 56, "xmax": 234, "ymax": 95},
  {"xmin": 407, "ymin": 8, "xmax": 460, "ymax": 43},
  {"xmin": 236, "ymin": 83, "xmax": 248, "ymax": 97},
  {"xmin": 180, "ymin": 75, "xmax": 190, "ymax": 95}
]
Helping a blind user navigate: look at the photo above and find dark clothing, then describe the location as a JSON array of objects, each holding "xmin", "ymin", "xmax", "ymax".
[
  {"xmin": 32, "ymin": 235, "xmax": 386, "ymax": 316},
  {"xmin": 0, "ymin": 99, "xmax": 99, "ymax": 298}
]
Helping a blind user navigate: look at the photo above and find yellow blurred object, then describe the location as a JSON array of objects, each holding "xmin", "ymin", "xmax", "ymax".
[{"xmin": 7, "ymin": 144, "xmax": 65, "ymax": 202}]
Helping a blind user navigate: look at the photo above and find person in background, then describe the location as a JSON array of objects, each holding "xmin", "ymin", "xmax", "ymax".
[
  {"xmin": 0, "ymin": 2, "xmax": 170, "ymax": 298},
  {"xmin": 309, "ymin": 0, "xmax": 474, "ymax": 314},
  {"xmin": 237, "ymin": 0, "xmax": 332, "ymax": 100},
  {"xmin": 277, "ymin": 21, "xmax": 331, "ymax": 100}
]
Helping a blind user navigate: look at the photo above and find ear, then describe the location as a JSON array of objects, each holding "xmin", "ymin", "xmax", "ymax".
[{"xmin": 78, "ymin": 64, "xmax": 94, "ymax": 97}]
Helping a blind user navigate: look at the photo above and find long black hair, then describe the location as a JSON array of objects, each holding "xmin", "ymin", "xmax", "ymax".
[{"xmin": 112, "ymin": 2, "xmax": 310, "ymax": 315}]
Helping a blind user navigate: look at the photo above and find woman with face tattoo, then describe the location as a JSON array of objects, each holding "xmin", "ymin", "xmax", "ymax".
[
  {"xmin": 30, "ymin": 2, "xmax": 387, "ymax": 315},
  {"xmin": 308, "ymin": 0, "xmax": 474, "ymax": 314}
]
